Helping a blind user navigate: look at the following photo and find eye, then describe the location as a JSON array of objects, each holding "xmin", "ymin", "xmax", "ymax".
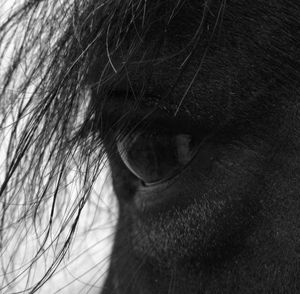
[{"xmin": 116, "ymin": 128, "xmax": 201, "ymax": 185}]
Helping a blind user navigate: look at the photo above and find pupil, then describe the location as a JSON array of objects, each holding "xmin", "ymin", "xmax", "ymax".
[{"xmin": 116, "ymin": 130, "xmax": 196, "ymax": 185}]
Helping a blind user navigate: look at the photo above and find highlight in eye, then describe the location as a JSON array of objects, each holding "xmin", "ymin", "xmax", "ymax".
[{"xmin": 116, "ymin": 129, "xmax": 200, "ymax": 185}]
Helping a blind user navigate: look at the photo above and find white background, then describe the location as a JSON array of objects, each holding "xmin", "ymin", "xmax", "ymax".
[{"xmin": 0, "ymin": 1, "xmax": 117, "ymax": 293}]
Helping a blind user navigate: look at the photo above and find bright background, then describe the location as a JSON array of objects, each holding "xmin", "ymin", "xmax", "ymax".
[{"xmin": 0, "ymin": 1, "xmax": 117, "ymax": 293}]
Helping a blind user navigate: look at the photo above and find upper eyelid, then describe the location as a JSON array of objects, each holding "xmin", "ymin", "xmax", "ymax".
[
  {"xmin": 99, "ymin": 100, "xmax": 212, "ymax": 138},
  {"xmin": 93, "ymin": 89, "xmax": 219, "ymax": 133}
]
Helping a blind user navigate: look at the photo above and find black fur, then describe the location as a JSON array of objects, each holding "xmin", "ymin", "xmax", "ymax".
[{"xmin": 1, "ymin": 0, "xmax": 300, "ymax": 293}]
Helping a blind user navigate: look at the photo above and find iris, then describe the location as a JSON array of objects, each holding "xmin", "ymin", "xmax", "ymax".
[{"xmin": 117, "ymin": 129, "xmax": 199, "ymax": 185}]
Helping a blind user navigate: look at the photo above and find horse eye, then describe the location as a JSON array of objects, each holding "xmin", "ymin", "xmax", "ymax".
[{"xmin": 116, "ymin": 130, "xmax": 199, "ymax": 185}]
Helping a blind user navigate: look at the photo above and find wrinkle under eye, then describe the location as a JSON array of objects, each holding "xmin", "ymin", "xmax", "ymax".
[{"xmin": 116, "ymin": 129, "xmax": 200, "ymax": 185}]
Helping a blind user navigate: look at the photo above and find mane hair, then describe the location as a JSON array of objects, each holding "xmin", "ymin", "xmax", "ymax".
[{"xmin": 0, "ymin": 0, "xmax": 299, "ymax": 292}]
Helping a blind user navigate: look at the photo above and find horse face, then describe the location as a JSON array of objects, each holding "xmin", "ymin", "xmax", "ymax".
[
  {"xmin": 1, "ymin": 0, "xmax": 299, "ymax": 293},
  {"xmin": 93, "ymin": 1, "xmax": 300, "ymax": 293}
]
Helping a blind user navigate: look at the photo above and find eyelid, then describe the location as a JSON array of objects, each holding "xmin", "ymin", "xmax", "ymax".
[
  {"xmin": 99, "ymin": 97, "xmax": 214, "ymax": 139},
  {"xmin": 96, "ymin": 89, "xmax": 252, "ymax": 147}
]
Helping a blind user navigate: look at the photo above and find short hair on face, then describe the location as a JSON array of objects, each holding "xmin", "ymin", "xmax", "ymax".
[{"xmin": 0, "ymin": 0, "xmax": 300, "ymax": 293}]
